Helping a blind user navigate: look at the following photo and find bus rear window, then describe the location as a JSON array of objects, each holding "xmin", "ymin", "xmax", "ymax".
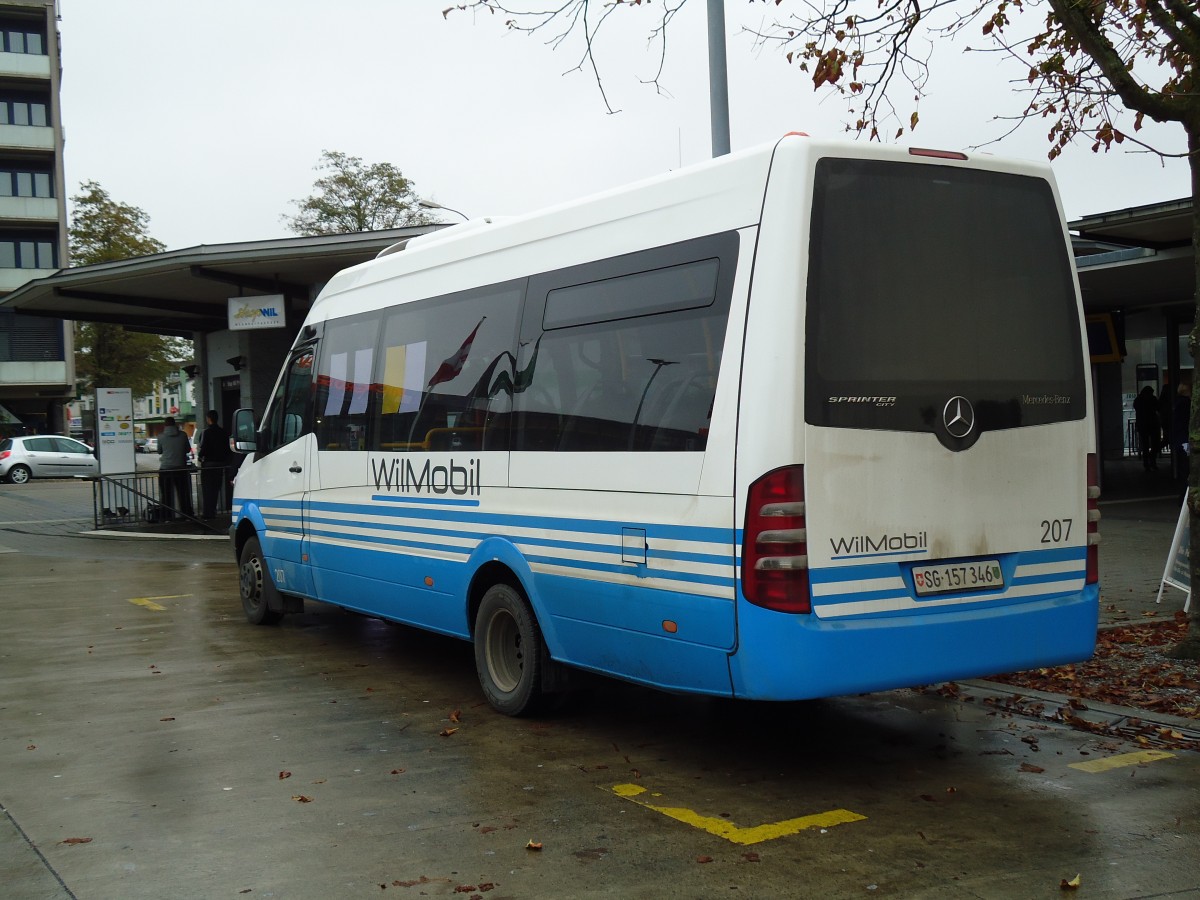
[{"xmin": 804, "ymin": 158, "xmax": 1085, "ymax": 436}]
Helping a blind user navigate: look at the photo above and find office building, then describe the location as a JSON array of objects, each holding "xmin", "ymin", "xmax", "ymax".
[{"xmin": 0, "ymin": 0, "xmax": 67, "ymax": 437}]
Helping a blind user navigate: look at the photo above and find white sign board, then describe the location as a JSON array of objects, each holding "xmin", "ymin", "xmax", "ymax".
[
  {"xmin": 229, "ymin": 294, "xmax": 287, "ymax": 330},
  {"xmin": 94, "ymin": 387, "xmax": 135, "ymax": 475},
  {"xmin": 1156, "ymin": 498, "xmax": 1193, "ymax": 613}
]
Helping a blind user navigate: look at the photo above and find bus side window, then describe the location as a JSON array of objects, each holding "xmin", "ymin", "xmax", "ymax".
[
  {"xmin": 314, "ymin": 313, "xmax": 380, "ymax": 451},
  {"xmin": 260, "ymin": 347, "xmax": 315, "ymax": 456},
  {"xmin": 370, "ymin": 282, "xmax": 523, "ymax": 453},
  {"xmin": 518, "ymin": 249, "xmax": 731, "ymax": 453}
]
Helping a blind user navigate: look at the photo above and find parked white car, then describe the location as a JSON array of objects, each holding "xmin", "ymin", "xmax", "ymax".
[{"xmin": 0, "ymin": 435, "xmax": 99, "ymax": 484}]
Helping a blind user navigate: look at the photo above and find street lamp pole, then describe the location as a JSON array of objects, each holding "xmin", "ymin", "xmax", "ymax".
[
  {"xmin": 707, "ymin": 0, "xmax": 731, "ymax": 158},
  {"xmin": 417, "ymin": 199, "xmax": 469, "ymax": 221}
]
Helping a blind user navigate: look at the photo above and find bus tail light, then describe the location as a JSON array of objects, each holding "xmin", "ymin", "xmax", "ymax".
[
  {"xmin": 1086, "ymin": 453, "xmax": 1100, "ymax": 584},
  {"xmin": 742, "ymin": 466, "xmax": 811, "ymax": 613}
]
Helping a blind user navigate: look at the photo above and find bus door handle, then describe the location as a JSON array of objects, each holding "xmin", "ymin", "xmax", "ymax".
[{"xmin": 289, "ymin": 463, "xmax": 303, "ymax": 474}]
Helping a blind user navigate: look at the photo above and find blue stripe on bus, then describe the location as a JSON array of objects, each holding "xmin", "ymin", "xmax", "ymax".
[
  {"xmin": 1011, "ymin": 569, "xmax": 1086, "ymax": 586},
  {"xmin": 523, "ymin": 553, "xmax": 736, "ymax": 588},
  {"xmin": 830, "ymin": 549, "xmax": 928, "ymax": 561},
  {"xmin": 299, "ymin": 511, "xmax": 732, "ymax": 566},
  {"xmin": 808, "ymin": 545, "xmax": 1087, "ymax": 587},
  {"xmin": 298, "ymin": 499, "xmax": 734, "ymax": 544},
  {"xmin": 372, "ymin": 494, "xmax": 482, "ymax": 508},
  {"xmin": 303, "ymin": 526, "xmax": 734, "ymax": 590},
  {"xmin": 294, "ymin": 516, "xmax": 734, "ymax": 589},
  {"xmin": 253, "ymin": 498, "xmax": 735, "ymax": 547}
]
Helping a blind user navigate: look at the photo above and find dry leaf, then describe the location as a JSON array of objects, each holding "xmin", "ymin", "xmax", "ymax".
[
  {"xmin": 390, "ymin": 768, "xmax": 406, "ymax": 775},
  {"xmin": 59, "ymin": 837, "xmax": 92, "ymax": 845},
  {"xmin": 1060, "ymin": 873, "xmax": 1082, "ymax": 890},
  {"xmin": 292, "ymin": 795, "xmax": 313, "ymax": 803},
  {"xmin": 159, "ymin": 717, "xmax": 176, "ymax": 722},
  {"xmin": 450, "ymin": 709, "xmax": 462, "ymax": 723},
  {"xmin": 393, "ymin": 876, "xmax": 435, "ymax": 887},
  {"xmin": 526, "ymin": 840, "xmax": 543, "ymax": 851},
  {"xmin": 696, "ymin": 855, "xmax": 714, "ymax": 864},
  {"xmin": 440, "ymin": 727, "xmax": 459, "ymax": 737},
  {"xmin": 1020, "ymin": 762, "xmax": 1046, "ymax": 773},
  {"xmin": 278, "ymin": 771, "xmax": 292, "ymax": 780}
]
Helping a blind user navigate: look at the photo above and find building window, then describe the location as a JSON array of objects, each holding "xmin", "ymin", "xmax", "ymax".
[
  {"xmin": 0, "ymin": 97, "xmax": 49, "ymax": 127},
  {"xmin": 0, "ymin": 169, "xmax": 53, "ymax": 198},
  {"xmin": 0, "ymin": 309, "xmax": 64, "ymax": 362},
  {"xmin": 0, "ymin": 28, "xmax": 46, "ymax": 55},
  {"xmin": 0, "ymin": 235, "xmax": 57, "ymax": 269}
]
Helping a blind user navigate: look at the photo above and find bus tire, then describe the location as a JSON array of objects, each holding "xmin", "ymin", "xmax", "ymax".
[
  {"xmin": 474, "ymin": 583, "xmax": 546, "ymax": 716},
  {"xmin": 239, "ymin": 535, "xmax": 283, "ymax": 626}
]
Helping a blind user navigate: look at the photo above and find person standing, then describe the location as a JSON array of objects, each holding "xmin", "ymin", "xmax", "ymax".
[
  {"xmin": 1133, "ymin": 386, "xmax": 1161, "ymax": 471},
  {"xmin": 198, "ymin": 410, "xmax": 232, "ymax": 519},
  {"xmin": 157, "ymin": 416, "xmax": 194, "ymax": 519}
]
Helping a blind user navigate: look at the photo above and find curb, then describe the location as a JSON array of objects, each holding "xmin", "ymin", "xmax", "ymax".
[
  {"xmin": 962, "ymin": 678, "xmax": 1200, "ymax": 742},
  {"xmin": 78, "ymin": 529, "xmax": 226, "ymax": 542}
]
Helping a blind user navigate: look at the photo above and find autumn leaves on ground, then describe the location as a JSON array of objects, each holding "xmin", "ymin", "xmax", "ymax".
[
  {"xmin": 968, "ymin": 613, "xmax": 1200, "ymax": 752},
  {"xmin": 990, "ymin": 614, "xmax": 1198, "ymax": 720}
]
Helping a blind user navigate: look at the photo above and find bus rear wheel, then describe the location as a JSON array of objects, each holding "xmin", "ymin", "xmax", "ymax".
[
  {"xmin": 239, "ymin": 535, "xmax": 283, "ymax": 625},
  {"xmin": 474, "ymin": 583, "xmax": 546, "ymax": 716}
]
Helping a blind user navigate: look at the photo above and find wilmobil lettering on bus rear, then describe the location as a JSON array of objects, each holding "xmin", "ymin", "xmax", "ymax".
[
  {"xmin": 371, "ymin": 457, "xmax": 481, "ymax": 496},
  {"xmin": 830, "ymin": 531, "xmax": 929, "ymax": 557}
]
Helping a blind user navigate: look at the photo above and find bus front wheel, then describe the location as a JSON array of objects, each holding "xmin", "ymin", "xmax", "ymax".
[
  {"xmin": 474, "ymin": 583, "xmax": 546, "ymax": 716},
  {"xmin": 239, "ymin": 535, "xmax": 283, "ymax": 626}
]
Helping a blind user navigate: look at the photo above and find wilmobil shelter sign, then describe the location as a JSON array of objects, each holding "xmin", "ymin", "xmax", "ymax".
[
  {"xmin": 228, "ymin": 294, "xmax": 286, "ymax": 331},
  {"xmin": 1158, "ymin": 498, "xmax": 1193, "ymax": 613}
]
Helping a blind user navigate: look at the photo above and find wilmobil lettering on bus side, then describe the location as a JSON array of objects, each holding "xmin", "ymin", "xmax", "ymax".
[{"xmin": 370, "ymin": 456, "xmax": 482, "ymax": 496}]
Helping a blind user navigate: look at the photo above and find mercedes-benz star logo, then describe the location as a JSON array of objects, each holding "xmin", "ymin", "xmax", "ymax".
[{"xmin": 943, "ymin": 396, "xmax": 975, "ymax": 439}]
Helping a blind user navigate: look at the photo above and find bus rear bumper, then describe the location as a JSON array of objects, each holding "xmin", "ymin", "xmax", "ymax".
[{"xmin": 728, "ymin": 584, "xmax": 1100, "ymax": 701}]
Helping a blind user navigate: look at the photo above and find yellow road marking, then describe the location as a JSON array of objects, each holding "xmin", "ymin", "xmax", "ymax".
[
  {"xmin": 1069, "ymin": 750, "xmax": 1176, "ymax": 773},
  {"xmin": 608, "ymin": 783, "xmax": 865, "ymax": 845},
  {"xmin": 127, "ymin": 594, "xmax": 190, "ymax": 612}
]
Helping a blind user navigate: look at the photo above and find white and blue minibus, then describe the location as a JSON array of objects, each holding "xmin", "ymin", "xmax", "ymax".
[{"xmin": 231, "ymin": 133, "xmax": 1100, "ymax": 715}]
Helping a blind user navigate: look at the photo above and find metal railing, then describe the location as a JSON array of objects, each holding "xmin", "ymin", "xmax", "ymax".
[{"xmin": 91, "ymin": 466, "xmax": 235, "ymax": 533}]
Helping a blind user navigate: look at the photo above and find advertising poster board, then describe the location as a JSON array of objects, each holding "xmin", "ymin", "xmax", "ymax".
[
  {"xmin": 1157, "ymin": 498, "xmax": 1193, "ymax": 613},
  {"xmin": 95, "ymin": 387, "xmax": 135, "ymax": 474},
  {"xmin": 95, "ymin": 388, "xmax": 137, "ymax": 519}
]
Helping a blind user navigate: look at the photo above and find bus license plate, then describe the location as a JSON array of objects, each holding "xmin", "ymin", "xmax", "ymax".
[{"xmin": 912, "ymin": 560, "xmax": 1003, "ymax": 596}]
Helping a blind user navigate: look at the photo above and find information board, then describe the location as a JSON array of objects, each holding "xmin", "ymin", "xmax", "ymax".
[
  {"xmin": 1156, "ymin": 498, "xmax": 1193, "ymax": 613},
  {"xmin": 94, "ymin": 387, "xmax": 135, "ymax": 475}
]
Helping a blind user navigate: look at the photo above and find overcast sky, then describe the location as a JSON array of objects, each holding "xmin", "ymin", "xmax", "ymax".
[{"xmin": 57, "ymin": 0, "xmax": 1191, "ymax": 251}]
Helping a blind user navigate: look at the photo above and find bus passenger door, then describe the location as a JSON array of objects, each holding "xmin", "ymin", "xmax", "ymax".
[{"xmin": 252, "ymin": 346, "xmax": 317, "ymax": 599}]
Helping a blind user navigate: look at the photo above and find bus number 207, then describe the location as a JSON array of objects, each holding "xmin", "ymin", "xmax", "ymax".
[{"xmin": 1040, "ymin": 519, "xmax": 1072, "ymax": 543}]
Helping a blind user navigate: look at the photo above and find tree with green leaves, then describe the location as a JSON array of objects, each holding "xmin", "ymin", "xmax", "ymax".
[
  {"xmin": 283, "ymin": 150, "xmax": 435, "ymax": 236},
  {"xmin": 69, "ymin": 180, "xmax": 167, "ymax": 264},
  {"xmin": 69, "ymin": 182, "xmax": 181, "ymax": 398},
  {"xmin": 450, "ymin": 0, "xmax": 1200, "ymax": 658}
]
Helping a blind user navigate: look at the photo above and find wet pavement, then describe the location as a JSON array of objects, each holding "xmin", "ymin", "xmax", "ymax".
[{"xmin": 0, "ymin": 469, "xmax": 1197, "ymax": 899}]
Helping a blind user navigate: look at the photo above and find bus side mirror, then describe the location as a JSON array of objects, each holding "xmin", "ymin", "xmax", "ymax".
[{"xmin": 233, "ymin": 407, "xmax": 258, "ymax": 453}]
